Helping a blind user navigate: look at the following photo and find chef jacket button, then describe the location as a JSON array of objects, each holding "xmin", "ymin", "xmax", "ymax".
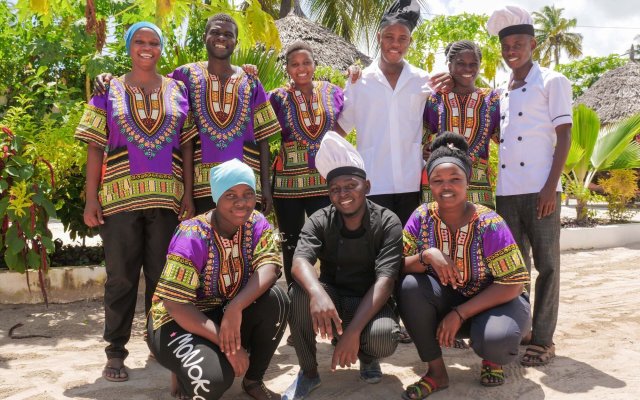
[
  {"xmin": 501, "ymin": 115, "xmax": 505, "ymax": 120},
  {"xmin": 501, "ymin": 164, "xmax": 506, "ymax": 168},
  {"xmin": 339, "ymin": 239, "xmax": 343, "ymax": 244},
  {"xmin": 505, "ymin": 93, "xmax": 509, "ymax": 97},
  {"xmin": 520, "ymin": 162, "xmax": 525, "ymax": 166},
  {"xmin": 500, "ymin": 139, "xmax": 504, "ymax": 143},
  {"xmin": 518, "ymin": 136, "xmax": 522, "ymax": 141},
  {"xmin": 522, "ymin": 88, "xmax": 527, "ymax": 92},
  {"xmin": 518, "ymin": 112, "xmax": 523, "ymax": 116}
]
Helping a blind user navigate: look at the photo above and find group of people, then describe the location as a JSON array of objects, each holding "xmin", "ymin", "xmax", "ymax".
[{"xmin": 75, "ymin": 0, "xmax": 573, "ymax": 399}]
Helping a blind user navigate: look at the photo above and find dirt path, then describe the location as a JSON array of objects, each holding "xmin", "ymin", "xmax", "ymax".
[{"xmin": 1, "ymin": 244, "xmax": 639, "ymax": 399}]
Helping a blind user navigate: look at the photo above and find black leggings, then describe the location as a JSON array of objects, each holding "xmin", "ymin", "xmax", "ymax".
[
  {"xmin": 148, "ymin": 285, "xmax": 290, "ymax": 400},
  {"xmin": 273, "ymin": 196, "xmax": 330, "ymax": 284}
]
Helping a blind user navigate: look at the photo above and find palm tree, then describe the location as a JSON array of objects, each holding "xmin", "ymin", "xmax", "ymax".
[
  {"xmin": 532, "ymin": 5, "xmax": 583, "ymax": 67},
  {"xmin": 564, "ymin": 105, "xmax": 640, "ymax": 223}
]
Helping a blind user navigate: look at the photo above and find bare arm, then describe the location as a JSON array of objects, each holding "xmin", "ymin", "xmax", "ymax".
[
  {"xmin": 163, "ymin": 300, "xmax": 222, "ymax": 345},
  {"xmin": 219, "ymin": 263, "xmax": 281, "ymax": 354},
  {"xmin": 83, "ymin": 142, "xmax": 104, "ymax": 227},
  {"xmin": 331, "ymin": 276, "xmax": 394, "ymax": 370},
  {"xmin": 292, "ymin": 256, "xmax": 343, "ymax": 340},
  {"xmin": 538, "ymin": 123, "xmax": 572, "ymax": 219},
  {"xmin": 334, "ymin": 124, "xmax": 348, "ymax": 137},
  {"xmin": 437, "ymin": 282, "xmax": 523, "ymax": 347}
]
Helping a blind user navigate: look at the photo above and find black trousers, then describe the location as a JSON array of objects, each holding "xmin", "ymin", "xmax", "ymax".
[
  {"xmin": 99, "ymin": 208, "xmax": 179, "ymax": 360},
  {"xmin": 273, "ymin": 196, "xmax": 331, "ymax": 285},
  {"xmin": 368, "ymin": 192, "xmax": 420, "ymax": 227},
  {"xmin": 148, "ymin": 285, "xmax": 291, "ymax": 400}
]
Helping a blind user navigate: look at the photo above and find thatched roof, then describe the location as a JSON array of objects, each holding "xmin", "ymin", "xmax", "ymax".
[
  {"xmin": 275, "ymin": 14, "xmax": 372, "ymax": 72},
  {"xmin": 576, "ymin": 61, "xmax": 640, "ymax": 125}
]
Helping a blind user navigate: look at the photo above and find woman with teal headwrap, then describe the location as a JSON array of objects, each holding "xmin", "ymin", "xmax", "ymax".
[
  {"xmin": 75, "ymin": 21, "xmax": 196, "ymax": 382},
  {"xmin": 148, "ymin": 159, "xmax": 290, "ymax": 400}
]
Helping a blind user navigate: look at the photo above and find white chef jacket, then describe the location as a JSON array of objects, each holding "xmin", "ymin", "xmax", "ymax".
[
  {"xmin": 496, "ymin": 63, "xmax": 573, "ymax": 196},
  {"xmin": 338, "ymin": 59, "xmax": 430, "ymax": 196}
]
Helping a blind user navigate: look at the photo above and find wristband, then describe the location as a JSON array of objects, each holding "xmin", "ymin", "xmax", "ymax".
[
  {"xmin": 418, "ymin": 250, "xmax": 429, "ymax": 267},
  {"xmin": 452, "ymin": 306, "xmax": 466, "ymax": 323}
]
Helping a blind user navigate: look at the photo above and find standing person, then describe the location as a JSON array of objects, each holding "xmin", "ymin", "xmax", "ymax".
[
  {"xmin": 95, "ymin": 13, "xmax": 281, "ymax": 215},
  {"xmin": 283, "ymin": 131, "xmax": 402, "ymax": 400},
  {"xmin": 487, "ymin": 5, "xmax": 573, "ymax": 366},
  {"xmin": 336, "ymin": 0, "xmax": 431, "ymax": 226},
  {"xmin": 421, "ymin": 40, "xmax": 500, "ymax": 209},
  {"xmin": 148, "ymin": 159, "xmax": 290, "ymax": 400},
  {"xmin": 269, "ymin": 40, "xmax": 344, "ymax": 286},
  {"xmin": 399, "ymin": 133, "xmax": 530, "ymax": 398},
  {"xmin": 75, "ymin": 22, "xmax": 195, "ymax": 382}
]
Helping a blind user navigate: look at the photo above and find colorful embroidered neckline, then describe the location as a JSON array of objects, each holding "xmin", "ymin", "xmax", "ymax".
[{"xmin": 291, "ymin": 83, "xmax": 326, "ymax": 140}]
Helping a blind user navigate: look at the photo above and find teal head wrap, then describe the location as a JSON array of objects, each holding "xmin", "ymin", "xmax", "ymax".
[
  {"xmin": 210, "ymin": 159, "xmax": 256, "ymax": 204},
  {"xmin": 124, "ymin": 22, "xmax": 163, "ymax": 55}
]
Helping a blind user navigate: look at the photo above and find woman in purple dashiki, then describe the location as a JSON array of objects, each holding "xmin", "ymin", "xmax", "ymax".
[
  {"xmin": 75, "ymin": 22, "xmax": 195, "ymax": 383},
  {"xmin": 269, "ymin": 41, "xmax": 344, "ymax": 286},
  {"xmin": 148, "ymin": 159, "xmax": 290, "ymax": 400},
  {"xmin": 398, "ymin": 133, "xmax": 531, "ymax": 399},
  {"xmin": 421, "ymin": 40, "xmax": 500, "ymax": 209}
]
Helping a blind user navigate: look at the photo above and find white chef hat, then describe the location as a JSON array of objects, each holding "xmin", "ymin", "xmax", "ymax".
[
  {"xmin": 315, "ymin": 131, "xmax": 366, "ymax": 183},
  {"xmin": 487, "ymin": 5, "xmax": 534, "ymax": 40}
]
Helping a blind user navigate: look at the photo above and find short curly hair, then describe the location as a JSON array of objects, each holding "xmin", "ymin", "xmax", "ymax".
[
  {"xmin": 285, "ymin": 40, "xmax": 316, "ymax": 65},
  {"xmin": 205, "ymin": 13, "xmax": 238, "ymax": 36}
]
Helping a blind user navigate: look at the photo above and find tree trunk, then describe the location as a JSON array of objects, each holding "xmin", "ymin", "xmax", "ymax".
[
  {"xmin": 575, "ymin": 197, "xmax": 588, "ymax": 225},
  {"xmin": 279, "ymin": 0, "xmax": 306, "ymax": 19}
]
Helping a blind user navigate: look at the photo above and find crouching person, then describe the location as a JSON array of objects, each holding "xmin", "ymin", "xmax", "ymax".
[
  {"xmin": 147, "ymin": 159, "xmax": 290, "ymax": 400},
  {"xmin": 283, "ymin": 132, "xmax": 402, "ymax": 400}
]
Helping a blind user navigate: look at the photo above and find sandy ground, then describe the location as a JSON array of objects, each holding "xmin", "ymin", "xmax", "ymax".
[{"xmin": 1, "ymin": 243, "xmax": 640, "ymax": 400}]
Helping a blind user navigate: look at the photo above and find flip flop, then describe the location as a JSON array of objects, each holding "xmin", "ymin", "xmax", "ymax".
[
  {"xmin": 401, "ymin": 376, "xmax": 448, "ymax": 400},
  {"xmin": 102, "ymin": 361, "xmax": 128, "ymax": 382}
]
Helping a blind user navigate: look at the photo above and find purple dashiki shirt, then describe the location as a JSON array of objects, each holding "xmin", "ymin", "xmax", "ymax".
[
  {"xmin": 269, "ymin": 81, "xmax": 344, "ymax": 198},
  {"xmin": 74, "ymin": 76, "xmax": 196, "ymax": 216},
  {"xmin": 150, "ymin": 210, "xmax": 282, "ymax": 329},
  {"xmin": 421, "ymin": 88, "xmax": 500, "ymax": 208},
  {"xmin": 169, "ymin": 63, "xmax": 281, "ymax": 199},
  {"xmin": 403, "ymin": 202, "xmax": 529, "ymax": 298}
]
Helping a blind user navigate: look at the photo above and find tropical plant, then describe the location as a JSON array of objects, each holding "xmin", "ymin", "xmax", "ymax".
[
  {"xmin": 555, "ymin": 54, "xmax": 626, "ymax": 99},
  {"xmin": 0, "ymin": 126, "xmax": 56, "ymax": 304},
  {"xmin": 599, "ymin": 169, "xmax": 639, "ymax": 222},
  {"xmin": 564, "ymin": 105, "xmax": 640, "ymax": 223},
  {"xmin": 532, "ymin": 5, "xmax": 583, "ymax": 67},
  {"xmin": 406, "ymin": 13, "xmax": 503, "ymax": 84}
]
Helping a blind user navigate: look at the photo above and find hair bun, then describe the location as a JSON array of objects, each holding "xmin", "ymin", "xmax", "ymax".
[{"xmin": 430, "ymin": 132, "xmax": 469, "ymax": 153}]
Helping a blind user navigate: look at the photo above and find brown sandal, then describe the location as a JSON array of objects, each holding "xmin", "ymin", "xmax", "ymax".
[
  {"xmin": 521, "ymin": 343, "xmax": 555, "ymax": 366},
  {"xmin": 242, "ymin": 380, "xmax": 281, "ymax": 400}
]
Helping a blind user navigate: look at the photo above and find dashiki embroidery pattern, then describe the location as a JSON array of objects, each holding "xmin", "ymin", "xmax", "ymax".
[
  {"xmin": 269, "ymin": 81, "xmax": 344, "ymax": 198},
  {"xmin": 150, "ymin": 211, "xmax": 282, "ymax": 330},
  {"xmin": 169, "ymin": 62, "xmax": 281, "ymax": 199},
  {"xmin": 422, "ymin": 88, "xmax": 500, "ymax": 208},
  {"xmin": 75, "ymin": 76, "xmax": 195, "ymax": 216},
  {"xmin": 403, "ymin": 202, "xmax": 529, "ymax": 298}
]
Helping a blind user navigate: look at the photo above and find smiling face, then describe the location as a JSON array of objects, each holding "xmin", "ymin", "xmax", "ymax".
[
  {"xmin": 214, "ymin": 184, "xmax": 256, "ymax": 230},
  {"xmin": 204, "ymin": 20, "xmax": 237, "ymax": 60},
  {"xmin": 377, "ymin": 23, "xmax": 411, "ymax": 66},
  {"xmin": 286, "ymin": 49, "xmax": 315, "ymax": 88},
  {"xmin": 500, "ymin": 34, "xmax": 536, "ymax": 72},
  {"xmin": 129, "ymin": 28, "xmax": 162, "ymax": 69},
  {"xmin": 428, "ymin": 163, "xmax": 468, "ymax": 211},
  {"xmin": 448, "ymin": 49, "xmax": 480, "ymax": 91},
  {"xmin": 328, "ymin": 175, "xmax": 370, "ymax": 219}
]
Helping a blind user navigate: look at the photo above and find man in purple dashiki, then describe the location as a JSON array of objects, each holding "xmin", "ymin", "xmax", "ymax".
[
  {"xmin": 76, "ymin": 34, "xmax": 195, "ymax": 381},
  {"xmin": 269, "ymin": 75, "xmax": 344, "ymax": 284},
  {"xmin": 169, "ymin": 13, "xmax": 281, "ymax": 215}
]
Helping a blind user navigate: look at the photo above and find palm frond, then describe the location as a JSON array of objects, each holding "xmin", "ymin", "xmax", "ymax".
[
  {"xmin": 591, "ymin": 113, "xmax": 640, "ymax": 170},
  {"xmin": 605, "ymin": 141, "xmax": 640, "ymax": 170}
]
